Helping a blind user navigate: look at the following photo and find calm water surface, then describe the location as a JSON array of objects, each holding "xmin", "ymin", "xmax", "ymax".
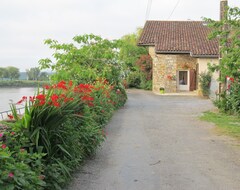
[{"xmin": 0, "ymin": 88, "xmax": 36, "ymax": 112}]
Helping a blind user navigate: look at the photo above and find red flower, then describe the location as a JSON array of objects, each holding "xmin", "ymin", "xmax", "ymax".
[
  {"xmin": 38, "ymin": 100, "xmax": 45, "ymax": 106},
  {"xmin": 16, "ymin": 96, "xmax": 27, "ymax": 104},
  {"xmin": 1, "ymin": 144, "xmax": 7, "ymax": 149},
  {"xmin": 68, "ymin": 81, "xmax": 73, "ymax": 87},
  {"xmin": 11, "ymin": 132, "xmax": 15, "ymax": 135},
  {"xmin": 36, "ymin": 94, "xmax": 45, "ymax": 101},
  {"xmin": 51, "ymin": 94, "xmax": 59, "ymax": 102},
  {"xmin": 81, "ymin": 96, "xmax": 94, "ymax": 101},
  {"xmin": 44, "ymin": 85, "xmax": 51, "ymax": 90},
  {"xmin": 53, "ymin": 102, "xmax": 60, "ymax": 107},
  {"xmin": 76, "ymin": 84, "xmax": 93, "ymax": 93},
  {"xmin": 56, "ymin": 81, "xmax": 67, "ymax": 90},
  {"xmin": 16, "ymin": 99, "xmax": 23, "ymax": 104},
  {"xmin": 29, "ymin": 96, "xmax": 35, "ymax": 103},
  {"xmin": 36, "ymin": 94, "xmax": 46, "ymax": 106},
  {"xmin": 8, "ymin": 172, "xmax": 14, "ymax": 178},
  {"xmin": 64, "ymin": 97, "xmax": 74, "ymax": 102},
  {"xmin": 60, "ymin": 94, "xmax": 66, "ymax": 99},
  {"xmin": 0, "ymin": 133, "xmax": 3, "ymax": 138},
  {"xmin": 7, "ymin": 114, "xmax": 14, "ymax": 120}
]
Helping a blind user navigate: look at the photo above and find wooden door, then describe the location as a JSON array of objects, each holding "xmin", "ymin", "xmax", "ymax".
[{"xmin": 189, "ymin": 69, "xmax": 196, "ymax": 91}]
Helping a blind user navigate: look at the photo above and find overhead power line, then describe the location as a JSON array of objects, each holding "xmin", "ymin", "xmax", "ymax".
[
  {"xmin": 145, "ymin": 0, "xmax": 153, "ymax": 20},
  {"xmin": 167, "ymin": 0, "xmax": 181, "ymax": 20}
]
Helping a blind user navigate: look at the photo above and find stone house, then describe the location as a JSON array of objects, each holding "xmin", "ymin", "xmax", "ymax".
[{"xmin": 138, "ymin": 0, "xmax": 228, "ymax": 97}]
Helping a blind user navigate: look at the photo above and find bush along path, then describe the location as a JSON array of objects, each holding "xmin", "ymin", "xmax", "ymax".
[{"xmin": 0, "ymin": 79, "xmax": 127, "ymax": 190}]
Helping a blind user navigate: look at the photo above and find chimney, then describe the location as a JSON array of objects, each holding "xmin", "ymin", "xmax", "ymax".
[{"xmin": 220, "ymin": 0, "xmax": 228, "ymax": 21}]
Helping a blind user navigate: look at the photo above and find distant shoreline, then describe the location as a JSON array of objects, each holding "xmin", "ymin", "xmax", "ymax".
[{"xmin": 0, "ymin": 80, "xmax": 50, "ymax": 88}]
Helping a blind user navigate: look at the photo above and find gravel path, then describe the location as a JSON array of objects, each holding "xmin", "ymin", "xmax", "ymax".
[{"xmin": 68, "ymin": 89, "xmax": 240, "ymax": 190}]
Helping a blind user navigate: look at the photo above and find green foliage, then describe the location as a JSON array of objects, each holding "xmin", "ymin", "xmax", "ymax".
[
  {"xmin": 0, "ymin": 67, "xmax": 8, "ymax": 80},
  {"xmin": 141, "ymin": 80, "xmax": 152, "ymax": 90},
  {"xmin": 1, "ymin": 80, "xmax": 127, "ymax": 190},
  {"xmin": 0, "ymin": 127, "xmax": 46, "ymax": 189},
  {"xmin": 199, "ymin": 72, "xmax": 212, "ymax": 96},
  {"xmin": 214, "ymin": 83, "xmax": 240, "ymax": 115},
  {"xmin": 118, "ymin": 32, "xmax": 148, "ymax": 72},
  {"xmin": 6, "ymin": 67, "xmax": 20, "ymax": 80},
  {"xmin": 26, "ymin": 67, "xmax": 41, "ymax": 81},
  {"xmin": 205, "ymin": 7, "xmax": 240, "ymax": 81},
  {"xmin": 118, "ymin": 28, "xmax": 148, "ymax": 73},
  {"xmin": 127, "ymin": 71, "xmax": 142, "ymax": 88},
  {"xmin": 204, "ymin": 6, "xmax": 240, "ymax": 114},
  {"xmin": 38, "ymin": 72, "xmax": 49, "ymax": 81},
  {"xmin": 0, "ymin": 80, "xmax": 49, "ymax": 88},
  {"xmin": 39, "ymin": 34, "xmax": 122, "ymax": 85},
  {"xmin": 118, "ymin": 29, "xmax": 152, "ymax": 90}
]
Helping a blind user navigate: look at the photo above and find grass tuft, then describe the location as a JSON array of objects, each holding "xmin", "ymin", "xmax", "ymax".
[{"xmin": 201, "ymin": 111, "xmax": 240, "ymax": 139}]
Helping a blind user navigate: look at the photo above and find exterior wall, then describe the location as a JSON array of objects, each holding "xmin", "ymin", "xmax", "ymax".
[
  {"xmin": 197, "ymin": 58, "xmax": 219, "ymax": 98},
  {"xmin": 149, "ymin": 47, "xmax": 197, "ymax": 93}
]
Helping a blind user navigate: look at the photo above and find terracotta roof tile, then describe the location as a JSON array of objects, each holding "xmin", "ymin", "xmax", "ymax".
[{"xmin": 138, "ymin": 21, "xmax": 219, "ymax": 57}]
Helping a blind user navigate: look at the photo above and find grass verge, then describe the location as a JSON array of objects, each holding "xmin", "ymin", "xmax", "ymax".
[
  {"xmin": 200, "ymin": 111, "xmax": 240, "ymax": 139},
  {"xmin": 0, "ymin": 80, "xmax": 49, "ymax": 87}
]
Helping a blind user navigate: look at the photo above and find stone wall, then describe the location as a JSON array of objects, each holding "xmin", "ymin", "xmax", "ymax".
[{"xmin": 149, "ymin": 47, "xmax": 197, "ymax": 93}]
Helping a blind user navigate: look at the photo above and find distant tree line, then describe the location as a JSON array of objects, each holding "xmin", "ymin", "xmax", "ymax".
[
  {"xmin": 0, "ymin": 66, "xmax": 20, "ymax": 80},
  {"xmin": 0, "ymin": 66, "xmax": 49, "ymax": 81}
]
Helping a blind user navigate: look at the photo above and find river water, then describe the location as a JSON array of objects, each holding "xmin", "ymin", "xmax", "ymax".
[{"xmin": 0, "ymin": 88, "xmax": 37, "ymax": 112}]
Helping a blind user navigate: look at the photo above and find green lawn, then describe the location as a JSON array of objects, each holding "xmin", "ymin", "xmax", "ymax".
[{"xmin": 201, "ymin": 112, "xmax": 240, "ymax": 139}]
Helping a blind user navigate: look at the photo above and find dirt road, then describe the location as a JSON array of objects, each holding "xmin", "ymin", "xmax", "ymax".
[{"xmin": 68, "ymin": 90, "xmax": 240, "ymax": 190}]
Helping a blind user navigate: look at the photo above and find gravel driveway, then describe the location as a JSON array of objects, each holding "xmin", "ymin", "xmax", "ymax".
[{"xmin": 68, "ymin": 89, "xmax": 240, "ymax": 190}]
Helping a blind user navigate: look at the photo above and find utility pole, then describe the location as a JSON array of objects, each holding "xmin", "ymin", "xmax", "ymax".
[{"xmin": 219, "ymin": 0, "xmax": 228, "ymax": 93}]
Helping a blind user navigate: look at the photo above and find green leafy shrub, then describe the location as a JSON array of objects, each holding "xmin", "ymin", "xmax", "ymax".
[
  {"xmin": 39, "ymin": 34, "xmax": 123, "ymax": 85},
  {"xmin": 0, "ymin": 80, "xmax": 49, "ymax": 88},
  {"xmin": 214, "ymin": 82, "xmax": 240, "ymax": 115},
  {"xmin": 199, "ymin": 72, "xmax": 212, "ymax": 96},
  {"xmin": 0, "ymin": 129, "xmax": 46, "ymax": 190},
  {"xmin": 1, "ymin": 79, "xmax": 127, "ymax": 190},
  {"xmin": 127, "ymin": 72, "xmax": 142, "ymax": 88}
]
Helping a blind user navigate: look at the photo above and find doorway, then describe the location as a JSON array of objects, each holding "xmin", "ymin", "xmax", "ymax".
[{"xmin": 178, "ymin": 70, "xmax": 189, "ymax": 91}]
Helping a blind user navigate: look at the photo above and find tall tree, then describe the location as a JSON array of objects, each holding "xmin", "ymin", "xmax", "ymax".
[
  {"xmin": 6, "ymin": 66, "xmax": 20, "ymax": 80},
  {"xmin": 204, "ymin": 6, "xmax": 240, "ymax": 114},
  {"xmin": 118, "ymin": 28, "xmax": 148, "ymax": 72},
  {"xmin": 39, "ymin": 34, "xmax": 122, "ymax": 84},
  {"xmin": 39, "ymin": 72, "xmax": 49, "ymax": 81},
  {"xmin": 26, "ymin": 67, "xmax": 41, "ymax": 80},
  {"xmin": 0, "ymin": 67, "xmax": 8, "ymax": 80},
  {"xmin": 204, "ymin": 7, "xmax": 240, "ymax": 82}
]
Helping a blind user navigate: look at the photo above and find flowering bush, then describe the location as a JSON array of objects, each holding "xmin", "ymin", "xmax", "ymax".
[
  {"xmin": 0, "ymin": 80, "xmax": 127, "ymax": 189},
  {"xmin": 0, "ymin": 130, "xmax": 46, "ymax": 190}
]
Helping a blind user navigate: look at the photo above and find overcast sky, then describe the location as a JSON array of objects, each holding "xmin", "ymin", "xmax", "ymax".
[{"xmin": 0, "ymin": 0, "xmax": 239, "ymax": 71}]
